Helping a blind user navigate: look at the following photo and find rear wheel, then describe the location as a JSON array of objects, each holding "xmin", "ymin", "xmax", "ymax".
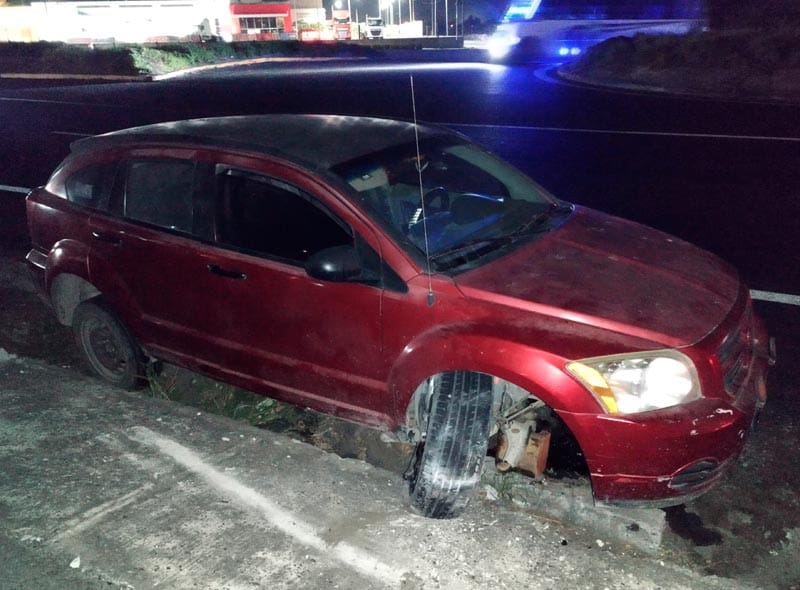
[
  {"xmin": 73, "ymin": 300, "xmax": 146, "ymax": 390},
  {"xmin": 407, "ymin": 371, "xmax": 494, "ymax": 519}
]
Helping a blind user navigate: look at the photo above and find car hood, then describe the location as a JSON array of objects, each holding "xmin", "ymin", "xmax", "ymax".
[{"xmin": 454, "ymin": 207, "xmax": 740, "ymax": 348}]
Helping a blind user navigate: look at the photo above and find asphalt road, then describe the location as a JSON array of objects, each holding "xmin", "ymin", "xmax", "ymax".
[
  {"xmin": 1, "ymin": 58, "xmax": 799, "ymax": 295},
  {"xmin": 0, "ymin": 55, "xmax": 798, "ymax": 588}
]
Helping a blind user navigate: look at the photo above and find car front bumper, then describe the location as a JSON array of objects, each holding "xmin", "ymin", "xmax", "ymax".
[{"xmin": 562, "ymin": 314, "xmax": 775, "ymax": 508}]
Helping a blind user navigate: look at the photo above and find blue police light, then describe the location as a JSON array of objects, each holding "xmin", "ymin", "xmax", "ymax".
[
  {"xmin": 570, "ymin": 47, "xmax": 581, "ymax": 55},
  {"xmin": 558, "ymin": 47, "xmax": 569, "ymax": 56}
]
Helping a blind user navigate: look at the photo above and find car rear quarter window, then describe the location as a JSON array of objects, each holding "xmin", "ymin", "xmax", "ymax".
[
  {"xmin": 216, "ymin": 170, "xmax": 351, "ymax": 264},
  {"xmin": 64, "ymin": 162, "xmax": 118, "ymax": 210},
  {"xmin": 123, "ymin": 160, "xmax": 195, "ymax": 233}
]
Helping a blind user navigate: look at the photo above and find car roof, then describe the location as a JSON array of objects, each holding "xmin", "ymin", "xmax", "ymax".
[{"xmin": 72, "ymin": 114, "xmax": 453, "ymax": 170}]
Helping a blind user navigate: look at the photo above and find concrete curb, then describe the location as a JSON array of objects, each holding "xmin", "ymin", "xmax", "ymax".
[
  {"xmin": 151, "ymin": 55, "xmax": 366, "ymax": 80},
  {"xmin": 555, "ymin": 67, "xmax": 800, "ymax": 106},
  {"xmin": 482, "ymin": 459, "xmax": 666, "ymax": 555},
  {"xmin": 0, "ymin": 56, "xmax": 365, "ymax": 83},
  {"xmin": 556, "ymin": 68, "xmax": 669, "ymax": 94}
]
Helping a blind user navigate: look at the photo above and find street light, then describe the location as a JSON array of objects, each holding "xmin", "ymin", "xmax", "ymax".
[{"xmin": 334, "ymin": 0, "xmax": 352, "ymax": 21}]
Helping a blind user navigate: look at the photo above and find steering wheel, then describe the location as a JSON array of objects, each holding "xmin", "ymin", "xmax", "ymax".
[{"xmin": 422, "ymin": 186, "xmax": 450, "ymax": 211}]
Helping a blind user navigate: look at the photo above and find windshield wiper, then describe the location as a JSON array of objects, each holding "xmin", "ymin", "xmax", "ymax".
[
  {"xmin": 507, "ymin": 202, "xmax": 572, "ymax": 239},
  {"xmin": 429, "ymin": 236, "xmax": 513, "ymax": 269},
  {"xmin": 427, "ymin": 203, "xmax": 572, "ymax": 271}
]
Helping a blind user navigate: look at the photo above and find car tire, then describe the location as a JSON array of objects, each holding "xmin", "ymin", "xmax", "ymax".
[
  {"xmin": 407, "ymin": 371, "xmax": 493, "ymax": 519},
  {"xmin": 73, "ymin": 300, "xmax": 146, "ymax": 390}
]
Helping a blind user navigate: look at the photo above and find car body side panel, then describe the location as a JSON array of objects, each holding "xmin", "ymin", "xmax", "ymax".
[{"xmin": 382, "ymin": 274, "xmax": 668, "ymax": 424}]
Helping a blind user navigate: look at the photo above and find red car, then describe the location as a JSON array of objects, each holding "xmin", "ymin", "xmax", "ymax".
[{"xmin": 26, "ymin": 115, "xmax": 775, "ymax": 518}]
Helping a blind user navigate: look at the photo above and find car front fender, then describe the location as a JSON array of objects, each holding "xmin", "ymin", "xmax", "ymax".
[{"xmin": 387, "ymin": 325, "xmax": 602, "ymax": 426}]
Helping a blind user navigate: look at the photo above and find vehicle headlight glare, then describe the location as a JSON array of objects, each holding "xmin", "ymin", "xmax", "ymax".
[
  {"xmin": 487, "ymin": 35, "xmax": 520, "ymax": 60},
  {"xmin": 567, "ymin": 351, "xmax": 701, "ymax": 415}
]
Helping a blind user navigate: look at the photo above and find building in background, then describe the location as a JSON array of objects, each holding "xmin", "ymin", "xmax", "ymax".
[
  {"xmin": 0, "ymin": 0, "xmax": 325, "ymax": 43},
  {"xmin": 230, "ymin": 1, "xmax": 292, "ymax": 40}
]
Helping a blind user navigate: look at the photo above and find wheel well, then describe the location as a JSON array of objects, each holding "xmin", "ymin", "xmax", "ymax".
[
  {"xmin": 403, "ymin": 373, "xmax": 536, "ymax": 442},
  {"xmin": 403, "ymin": 372, "xmax": 589, "ymax": 476},
  {"xmin": 50, "ymin": 273, "xmax": 101, "ymax": 326}
]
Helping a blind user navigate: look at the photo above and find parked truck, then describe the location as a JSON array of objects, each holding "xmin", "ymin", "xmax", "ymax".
[{"xmin": 363, "ymin": 15, "xmax": 384, "ymax": 39}]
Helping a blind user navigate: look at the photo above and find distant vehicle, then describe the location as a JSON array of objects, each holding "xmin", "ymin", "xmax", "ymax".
[
  {"xmin": 487, "ymin": 0, "xmax": 706, "ymax": 61},
  {"xmin": 332, "ymin": 8, "xmax": 352, "ymax": 40},
  {"xmin": 363, "ymin": 16, "xmax": 384, "ymax": 39},
  {"xmin": 26, "ymin": 115, "xmax": 773, "ymax": 519}
]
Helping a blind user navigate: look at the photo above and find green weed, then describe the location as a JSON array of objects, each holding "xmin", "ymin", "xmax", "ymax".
[{"xmin": 482, "ymin": 469, "xmax": 515, "ymax": 502}]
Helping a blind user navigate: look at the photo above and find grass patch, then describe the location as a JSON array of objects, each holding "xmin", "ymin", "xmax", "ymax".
[
  {"xmin": 0, "ymin": 41, "xmax": 139, "ymax": 75},
  {"xmin": 146, "ymin": 363, "xmax": 315, "ymax": 432},
  {"xmin": 129, "ymin": 40, "xmax": 377, "ymax": 74},
  {"xmin": 482, "ymin": 469, "xmax": 515, "ymax": 502},
  {"xmin": 0, "ymin": 40, "xmax": 379, "ymax": 77},
  {"xmin": 562, "ymin": 29, "xmax": 800, "ymax": 100}
]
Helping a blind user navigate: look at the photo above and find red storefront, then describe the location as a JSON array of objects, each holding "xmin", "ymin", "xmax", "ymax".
[{"xmin": 230, "ymin": 2, "xmax": 293, "ymax": 40}]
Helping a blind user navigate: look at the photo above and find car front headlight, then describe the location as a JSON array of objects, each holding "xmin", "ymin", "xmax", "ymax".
[
  {"xmin": 487, "ymin": 35, "xmax": 520, "ymax": 60},
  {"xmin": 566, "ymin": 350, "xmax": 701, "ymax": 415}
]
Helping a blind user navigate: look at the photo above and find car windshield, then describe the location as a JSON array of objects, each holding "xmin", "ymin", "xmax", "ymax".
[{"xmin": 332, "ymin": 138, "xmax": 570, "ymax": 271}]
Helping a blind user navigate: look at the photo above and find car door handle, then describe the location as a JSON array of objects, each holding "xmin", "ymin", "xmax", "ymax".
[
  {"xmin": 91, "ymin": 231, "xmax": 122, "ymax": 245},
  {"xmin": 207, "ymin": 264, "xmax": 247, "ymax": 280}
]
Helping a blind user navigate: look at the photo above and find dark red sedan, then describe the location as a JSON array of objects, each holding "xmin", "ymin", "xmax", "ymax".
[{"xmin": 26, "ymin": 115, "xmax": 775, "ymax": 518}]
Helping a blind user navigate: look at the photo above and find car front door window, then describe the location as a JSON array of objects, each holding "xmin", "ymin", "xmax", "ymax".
[{"xmin": 216, "ymin": 170, "xmax": 352, "ymax": 264}]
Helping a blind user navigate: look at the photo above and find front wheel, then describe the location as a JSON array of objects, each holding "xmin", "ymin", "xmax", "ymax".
[
  {"xmin": 72, "ymin": 300, "xmax": 146, "ymax": 390},
  {"xmin": 407, "ymin": 371, "xmax": 494, "ymax": 519}
]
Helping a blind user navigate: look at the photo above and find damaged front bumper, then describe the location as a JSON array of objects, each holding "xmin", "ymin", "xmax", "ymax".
[{"xmin": 564, "ymin": 303, "xmax": 776, "ymax": 508}]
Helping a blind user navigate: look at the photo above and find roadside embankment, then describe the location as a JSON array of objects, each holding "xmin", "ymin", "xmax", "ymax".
[
  {"xmin": 0, "ymin": 40, "xmax": 380, "ymax": 79},
  {"xmin": 560, "ymin": 29, "xmax": 800, "ymax": 103}
]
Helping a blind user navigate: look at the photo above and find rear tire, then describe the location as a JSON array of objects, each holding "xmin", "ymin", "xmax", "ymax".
[
  {"xmin": 72, "ymin": 300, "xmax": 146, "ymax": 390},
  {"xmin": 407, "ymin": 371, "xmax": 493, "ymax": 519}
]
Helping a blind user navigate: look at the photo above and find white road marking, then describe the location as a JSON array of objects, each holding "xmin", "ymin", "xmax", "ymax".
[
  {"xmin": 52, "ymin": 131, "xmax": 92, "ymax": 137},
  {"xmin": 750, "ymin": 290, "xmax": 800, "ymax": 307},
  {"xmin": 451, "ymin": 122, "xmax": 800, "ymax": 143},
  {"xmin": 2, "ymin": 182, "xmax": 798, "ymax": 307},
  {"xmin": 0, "ymin": 96, "xmax": 119, "ymax": 108},
  {"xmin": 127, "ymin": 426, "xmax": 408, "ymax": 588},
  {"xmin": 0, "ymin": 184, "xmax": 30, "ymax": 194}
]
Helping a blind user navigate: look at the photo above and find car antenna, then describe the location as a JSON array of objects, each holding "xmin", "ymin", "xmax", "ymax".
[{"xmin": 410, "ymin": 74, "xmax": 435, "ymax": 307}]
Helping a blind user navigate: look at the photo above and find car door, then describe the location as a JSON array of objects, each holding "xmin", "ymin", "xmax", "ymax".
[
  {"xmin": 86, "ymin": 151, "xmax": 225, "ymax": 360},
  {"xmin": 89, "ymin": 149, "xmax": 392, "ymax": 423},
  {"xmin": 194, "ymin": 162, "xmax": 390, "ymax": 422}
]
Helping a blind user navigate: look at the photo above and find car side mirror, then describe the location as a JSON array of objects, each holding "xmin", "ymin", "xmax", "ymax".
[{"xmin": 305, "ymin": 245, "xmax": 363, "ymax": 283}]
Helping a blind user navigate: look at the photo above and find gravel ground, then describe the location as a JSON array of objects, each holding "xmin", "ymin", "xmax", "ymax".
[{"xmin": 0, "ymin": 248, "xmax": 797, "ymax": 589}]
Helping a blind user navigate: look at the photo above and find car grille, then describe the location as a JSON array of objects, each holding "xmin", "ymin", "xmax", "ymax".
[{"xmin": 717, "ymin": 302, "xmax": 754, "ymax": 397}]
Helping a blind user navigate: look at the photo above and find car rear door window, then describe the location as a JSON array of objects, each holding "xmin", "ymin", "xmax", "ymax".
[
  {"xmin": 216, "ymin": 169, "xmax": 352, "ymax": 264},
  {"xmin": 65, "ymin": 162, "xmax": 118, "ymax": 211},
  {"xmin": 123, "ymin": 160, "xmax": 196, "ymax": 233}
]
